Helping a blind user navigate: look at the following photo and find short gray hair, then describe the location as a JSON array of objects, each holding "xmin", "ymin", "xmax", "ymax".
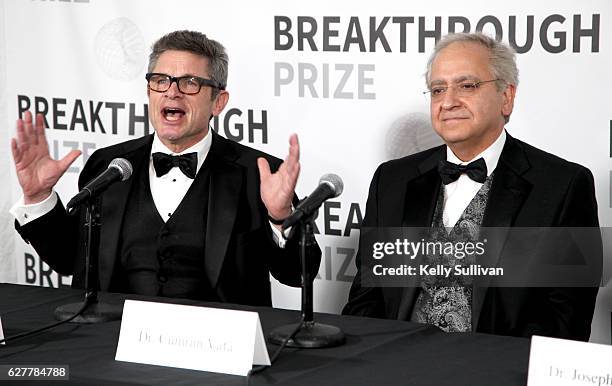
[
  {"xmin": 425, "ymin": 32, "xmax": 519, "ymax": 91},
  {"xmin": 148, "ymin": 30, "xmax": 228, "ymax": 98}
]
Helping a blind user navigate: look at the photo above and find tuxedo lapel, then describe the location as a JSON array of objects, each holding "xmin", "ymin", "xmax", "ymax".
[
  {"xmin": 401, "ymin": 148, "xmax": 444, "ymax": 227},
  {"xmin": 204, "ymin": 132, "xmax": 242, "ymax": 289},
  {"xmin": 472, "ymin": 133, "xmax": 532, "ymax": 330},
  {"xmin": 481, "ymin": 135, "xmax": 532, "ymax": 228},
  {"xmin": 396, "ymin": 147, "xmax": 444, "ymax": 320},
  {"xmin": 98, "ymin": 135, "xmax": 153, "ymax": 290}
]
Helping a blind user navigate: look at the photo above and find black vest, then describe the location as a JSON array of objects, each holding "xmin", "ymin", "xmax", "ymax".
[{"xmin": 111, "ymin": 155, "xmax": 215, "ymax": 300}]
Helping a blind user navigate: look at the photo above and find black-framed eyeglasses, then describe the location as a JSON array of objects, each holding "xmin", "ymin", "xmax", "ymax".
[
  {"xmin": 145, "ymin": 72, "xmax": 225, "ymax": 95},
  {"xmin": 423, "ymin": 79, "xmax": 503, "ymax": 100}
]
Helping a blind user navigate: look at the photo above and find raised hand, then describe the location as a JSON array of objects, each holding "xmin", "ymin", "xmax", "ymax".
[
  {"xmin": 11, "ymin": 111, "xmax": 81, "ymax": 204},
  {"xmin": 257, "ymin": 134, "xmax": 300, "ymax": 224}
]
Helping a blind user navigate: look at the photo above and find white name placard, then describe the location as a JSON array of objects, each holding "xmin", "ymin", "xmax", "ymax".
[
  {"xmin": 528, "ymin": 335, "xmax": 612, "ymax": 386},
  {"xmin": 115, "ymin": 300, "xmax": 270, "ymax": 376}
]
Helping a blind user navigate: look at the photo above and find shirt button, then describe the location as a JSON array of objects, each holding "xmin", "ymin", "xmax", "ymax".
[
  {"xmin": 24, "ymin": 213, "xmax": 29, "ymax": 219},
  {"xmin": 167, "ymin": 213, "xmax": 172, "ymax": 217},
  {"xmin": 172, "ymin": 179, "xmax": 176, "ymax": 182}
]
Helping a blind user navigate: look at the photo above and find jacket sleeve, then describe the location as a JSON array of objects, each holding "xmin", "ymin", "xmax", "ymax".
[
  {"xmin": 14, "ymin": 150, "xmax": 108, "ymax": 277},
  {"xmin": 521, "ymin": 166, "xmax": 600, "ymax": 341},
  {"xmin": 15, "ymin": 197, "xmax": 81, "ymax": 275},
  {"xmin": 251, "ymin": 154, "xmax": 321, "ymax": 288}
]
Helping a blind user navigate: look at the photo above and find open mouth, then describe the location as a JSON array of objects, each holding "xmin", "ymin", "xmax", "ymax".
[{"xmin": 162, "ymin": 107, "xmax": 186, "ymax": 121}]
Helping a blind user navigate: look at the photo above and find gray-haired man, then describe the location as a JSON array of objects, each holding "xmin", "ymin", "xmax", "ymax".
[{"xmin": 343, "ymin": 32, "xmax": 599, "ymax": 340}]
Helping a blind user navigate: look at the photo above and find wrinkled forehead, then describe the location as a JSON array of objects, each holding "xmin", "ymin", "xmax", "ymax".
[
  {"xmin": 429, "ymin": 75, "xmax": 482, "ymax": 86},
  {"xmin": 153, "ymin": 50, "xmax": 210, "ymax": 77},
  {"xmin": 429, "ymin": 42, "xmax": 493, "ymax": 84}
]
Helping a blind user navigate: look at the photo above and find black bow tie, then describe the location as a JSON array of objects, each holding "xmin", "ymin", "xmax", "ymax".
[
  {"xmin": 152, "ymin": 152, "xmax": 197, "ymax": 179},
  {"xmin": 438, "ymin": 158, "xmax": 487, "ymax": 185}
]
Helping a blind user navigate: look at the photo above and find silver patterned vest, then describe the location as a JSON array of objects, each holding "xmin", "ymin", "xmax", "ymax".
[{"xmin": 410, "ymin": 174, "xmax": 494, "ymax": 332}]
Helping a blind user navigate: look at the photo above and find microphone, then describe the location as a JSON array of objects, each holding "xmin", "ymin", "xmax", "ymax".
[
  {"xmin": 66, "ymin": 158, "xmax": 133, "ymax": 212},
  {"xmin": 282, "ymin": 174, "xmax": 343, "ymax": 231}
]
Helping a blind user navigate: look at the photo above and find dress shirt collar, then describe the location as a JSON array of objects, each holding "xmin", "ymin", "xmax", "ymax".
[
  {"xmin": 446, "ymin": 129, "xmax": 506, "ymax": 177},
  {"xmin": 151, "ymin": 130, "xmax": 212, "ymax": 174}
]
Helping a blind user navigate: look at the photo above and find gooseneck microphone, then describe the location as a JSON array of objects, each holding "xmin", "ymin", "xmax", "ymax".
[
  {"xmin": 282, "ymin": 173, "xmax": 343, "ymax": 231},
  {"xmin": 66, "ymin": 158, "xmax": 133, "ymax": 212}
]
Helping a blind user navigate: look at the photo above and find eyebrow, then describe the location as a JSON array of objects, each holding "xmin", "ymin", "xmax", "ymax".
[
  {"xmin": 176, "ymin": 74, "xmax": 203, "ymax": 79},
  {"xmin": 429, "ymin": 75, "xmax": 480, "ymax": 86},
  {"xmin": 154, "ymin": 73, "xmax": 204, "ymax": 79}
]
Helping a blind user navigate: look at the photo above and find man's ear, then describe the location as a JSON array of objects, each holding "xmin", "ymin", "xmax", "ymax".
[
  {"xmin": 212, "ymin": 90, "xmax": 229, "ymax": 116},
  {"xmin": 501, "ymin": 83, "xmax": 516, "ymax": 118}
]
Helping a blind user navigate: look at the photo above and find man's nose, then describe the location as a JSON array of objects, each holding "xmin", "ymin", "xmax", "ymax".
[
  {"xmin": 440, "ymin": 86, "xmax": 461, "ymax": 109},
  {"xmin": 165, "ymin": 80, "xmax": 182, "ymax": 97}
]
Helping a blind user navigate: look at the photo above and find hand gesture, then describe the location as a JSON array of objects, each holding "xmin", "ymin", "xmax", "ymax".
[
  {"xmin": 258, "ymin": 134, "xmax": 300, "ymax": 223},
  {"xmin": 11, "ymin": 111, "xmax": 81, "ymax": 204}
]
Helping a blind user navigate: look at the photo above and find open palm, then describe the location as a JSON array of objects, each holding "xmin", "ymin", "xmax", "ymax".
[
  {"xmin": 11, "ymin": 111, "xmax": 81, "ymax": 204},
  {"xmin": 258, "ymin": 134, "xmax": 300, "ymax": 222}
]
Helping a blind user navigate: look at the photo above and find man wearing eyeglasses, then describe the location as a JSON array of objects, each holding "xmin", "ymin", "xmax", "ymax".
[
  {"xmin": 343, "ymin": 32, "xmax": 599, "ymax": 340},
  {"xmin": 10, "ymin": 30, "xmax": 320, "ymax": 306}
]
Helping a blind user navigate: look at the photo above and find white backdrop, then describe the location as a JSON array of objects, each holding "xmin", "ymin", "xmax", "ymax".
[{"xmin": 1, "ymin": 0, "xmax": 611, "ymax": 343}]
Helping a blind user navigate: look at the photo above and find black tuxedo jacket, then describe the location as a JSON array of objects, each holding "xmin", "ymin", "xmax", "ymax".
[
  {"xmin": 17, "ymin": 131, "xmax": 320, "ymax": 307},
  {"xmin": 343, "ymin": 133, "xmax": 600, "ymax": 340}
]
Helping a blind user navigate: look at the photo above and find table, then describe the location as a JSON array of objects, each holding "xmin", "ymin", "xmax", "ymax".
[{"xmin": 0, "ymin": 283, "xmax": 530, "ymax": 385}]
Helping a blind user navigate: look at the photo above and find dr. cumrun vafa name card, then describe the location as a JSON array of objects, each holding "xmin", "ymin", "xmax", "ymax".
[{"xmin": 115, "ymin": 300, "xmax": 270, "ymax": 376}]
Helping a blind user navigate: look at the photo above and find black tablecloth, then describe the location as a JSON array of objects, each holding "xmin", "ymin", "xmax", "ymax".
[{"xmin": 0, "ymin": 283, "xmax": 530, "ymax": 385}]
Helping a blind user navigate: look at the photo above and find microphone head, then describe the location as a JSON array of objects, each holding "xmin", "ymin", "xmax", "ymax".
[
  {"xmin": 108, "ymin": 158, "xmax": 133, "ymax": 181},
  {"xmin": 319, "ymin": 173, "xmax": 343, "ymax": 197}
]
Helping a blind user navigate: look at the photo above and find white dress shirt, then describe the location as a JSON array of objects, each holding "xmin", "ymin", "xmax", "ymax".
[
  {"xmin": 442, "ymin": 130, "xmax": 506, "ymax": 228},
  {"xmin": 11, "ymin": 131, "xmax": 286, "ymax": 247},
  {"xmin": 149, "ymin": 132, "xmax": 211, "ymax": 221}
]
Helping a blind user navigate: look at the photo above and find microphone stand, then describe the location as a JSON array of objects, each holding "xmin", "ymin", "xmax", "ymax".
[
  {"xmin": 268, "ymin": 213, "xmax": 345, "ymax": 348},
  {"xmin": 54, "ymin": 197, "xmax": 122, "ymax": 323}
]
